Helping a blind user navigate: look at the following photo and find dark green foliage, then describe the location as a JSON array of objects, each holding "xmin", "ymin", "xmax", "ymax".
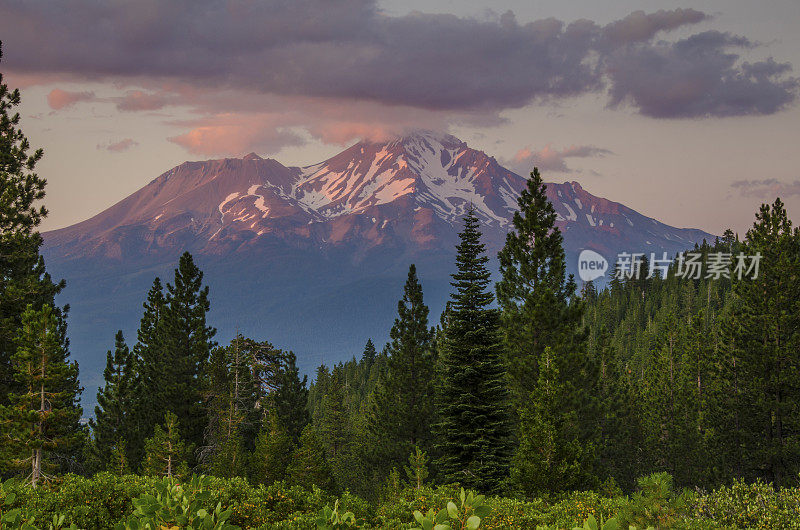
[
  {"xmin": 286, "ymin": 426, "xmax": 336, "ymax": 492},
  {"xmin": 496, "ymin": 168, "xmax": 594, "ymax": 493},
  {"xmin": 434, "ymin": 208, "xmax": 511, "ymax": 494},
  {"xmin": 272, "ymin": 351, "xmax": 309, "ymax": 444},
  {"xmin": 720, "ymin": 198, "xmax": 800, "ymax": 486},
  {"xmin": 130, "ymin": 277, "xmax": 166, "ymax": 467},
  {"xmin": 249, "ymin": 411, "xmax": 292, "ymax": 485},
  {"xmin": 199, "ymin": 336, "xmax": 257, "ymax": 478},
  {"xmin": 368, "ymin": 264, "xmax": 436, "ymax": 477},
  {"xmin": 361, "ymin": 339, "xmax": 377, "ymax": 368},
  {"xmin": 137, "ymin": 253, "xmax": 215, "ymax": 463},
  {"xmin": 0, "ymin": 44, "xmax": 64, "ymax": 419},
  {"xmin": 512, "ymin": 346, "xmax": 592, "ymax": 496},
  {"xmin": 496, "ymin": 168, "xmax": 585, "ymax": 407},
  {"xmin": 89, "ymin": 331, "xmax": 136, "ymax": 473},
  {"xmin": 0, "ymin": 304, "xmax": 82, "ymax": 487}
]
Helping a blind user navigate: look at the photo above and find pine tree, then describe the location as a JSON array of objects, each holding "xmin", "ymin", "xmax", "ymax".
[
  {"xmin": 0, "ymin": 304, "xmax": 82, "ymax": 487},
  {"xmin": 250, "ymin": 411, "xmax": 293, "ymax": 485},
  {"xmin": 368, "ymin": 264, "xmax": 435, "ymax": 475},
  {"xmin": 434, "ymin": 208, "xmax": 511, "ymax": 494},
  {"xmin": 361, "ymin": 339, "xmax": 377, "ymax": 369},
  {"xmin": 131, "ymin": 277, "xmax": 166, "ymax": 467},
  {"xmin": 723, "ymin": 198, "xmax": 800, "ymax": 486},
  {"xmin": 108, "ymin": 440, "xmax": 130, "ymax": 476},
  {"xmin": 286, "ymin": 426, "xmax": 336, "ymax": 492},
  {"xmin": 89, "ymin": 330, "xmax": 135, "ymax": 472},
  {"xmin": 512, "ymin": 346, "xmax": 589, "ymax": 495},
  {"xmin": 496, "ymin": 167, "xmax": 585, "ymax": 407},
  {"xmin": 272, "ymin": 351, "xmax": 309, "ymax": 444},
  {"xmin": 594, "ymin": 326, "xmax": 639, "ymax": 491},
  {"xmin": 405, "ymin": 446, "xmax": 429, "ymax": 490},
  {"xmin": 141, "ymin": 412, "xmax": 191, "ymax": 479},
  {"xmin": 496, "ymin": 168, "xmax": 594, "ymax": 492},
  {"xmin": 0, "ymin": 44, "xmax": 64, "ymax": 408},
  {"xmin": 144, "ymin": 252, "xmax": 216, "ymax": 459},
  {"xmin": 199, "ymin": 341, "xmax": 250, "ymax": 478}
]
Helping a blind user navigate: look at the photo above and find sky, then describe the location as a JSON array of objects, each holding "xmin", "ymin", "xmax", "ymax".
[{"xmin": 2, "ymin": 0, "xmax": 799, "ymax": 235}]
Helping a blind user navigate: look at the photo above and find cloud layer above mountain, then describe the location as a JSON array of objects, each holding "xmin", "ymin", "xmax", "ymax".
[{"xmin": 2, "ymin": 0, "xmax": 798, "ymax": 154}]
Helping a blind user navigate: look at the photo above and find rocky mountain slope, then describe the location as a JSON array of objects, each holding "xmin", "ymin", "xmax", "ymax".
[{"xmin": 41, "ymin": 131, "xmax": 713, "ymax": 397}]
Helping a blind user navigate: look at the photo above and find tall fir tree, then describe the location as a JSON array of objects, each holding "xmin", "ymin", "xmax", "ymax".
[
  {"xmin": 198, "ymin": 338, "xmax": 254, "ymax": 478},
  {"xmin": 142, "ymin": 252, "xmax": 216, "ymax": 462},
  {"xmin": 131, "ymin": 277, "xmax": 166, "ymax": 467},
  {"xmin": 496, "ymin": 168, "xmax": 595, "ymax": 493},
  {"xmin": 286, "ymin": 426, "xmax": 337, "ymax": 492},
  {"xmin": 511, "ymin": 346, "xmax": 590, "ymax": 495},
  {"xmin": 88, "ymin": 330, "xmax": 136, "ymax": 472},
  {"xmin": 0, "ymin": 44, "xmax": 64, "ymax": 407},
  {"xmin": 496, "ymin": 167, "xmax": 585, "ymax": 407},
  {"xmin": 0, "ymin": 304, "xmax": 82, "ymax": 486},
  {"xmin": 250, "ymin": 411, "xmax": 293, "ymax": 485},
  {"xmin": 434, "ymin": 208, "xmax": 512, "ymax": 494},
  {"xmin": 723, "ymin": 198, "xmax": 800, "ymax": 486},
  {"xmin": 368, "ymin": 264, "xmax": 435, "ymax": 476},
  {"xmin": 361, "ymin": 339, "xmax": 377, "ymax": 370},
  {"xmin": 272, "ymin": 351, "xmax": 309, "ymax": 444}
]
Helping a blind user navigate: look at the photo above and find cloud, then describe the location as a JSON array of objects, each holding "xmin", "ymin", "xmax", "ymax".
[
  {"xmin": 114, "ymin": 90, "xmax": 173, "ymax": 112},
  {"xmin": 163, "ymin": 93, "xmax": 494, "ymax": 156},
  {"xmin": 508, "ymin": 144, "xmax": 612, "ymax": 174},
  {"xmin": 1, "ymin": 1, "xmax": 795, "ymax": 121},
  {"xmin": 46, "ymin": 88, "xmax": 95, "ymax": 110},
  {"xmin": 731, "ymin": 178, "xmax": 800, "ymax": 198},
  {"xmin": 97, "ymin": 138, "xmax": 139, "ymax": 152},
  {"xmin": 604, "ymin": 31, "xmax": 798, "ymax": 118}
]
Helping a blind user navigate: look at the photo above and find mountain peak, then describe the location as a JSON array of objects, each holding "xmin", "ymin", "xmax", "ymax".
[
  {"xmin": 392, "ymin": 129, "xmax": 464, "ymax": 148},
  {"xmin": 243, "ymin": 152, "xmax": 263, "ymax": 161}
]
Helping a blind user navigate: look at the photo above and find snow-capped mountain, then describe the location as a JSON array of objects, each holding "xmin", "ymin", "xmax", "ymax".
[
  {"xmin": 41, "ymin": 131, "xmax": 713, "ymax": 401},
  {"xmin": 44, "ymin": 130, "xmax": 708, "ymax": 264}
]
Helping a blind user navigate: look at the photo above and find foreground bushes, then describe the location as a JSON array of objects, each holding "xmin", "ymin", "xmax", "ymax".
[{"xmin": 4, "ymin": 473, "xmax": 800, "ymax": 529}]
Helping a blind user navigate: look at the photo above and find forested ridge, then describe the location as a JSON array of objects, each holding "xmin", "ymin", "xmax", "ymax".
[{"xmin": 2, "ymin": 46, "xmax": 800, "ymax": 529}]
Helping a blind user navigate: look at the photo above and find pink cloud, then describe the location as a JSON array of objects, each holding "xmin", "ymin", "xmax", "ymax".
[
  {"xmin": 168, "ymin": 114, "xmax": 305, "ymax": 156},
  {"xmin": 509, "ymin": 144, "xmax": 612, "ymax": 174},
  {"xmin": 46, "ymin": 88, "xmax": 95, "ymax": 110},
  {"xmin": 98, "ymin": 138, "xmax": 139, "ymax": 152}
]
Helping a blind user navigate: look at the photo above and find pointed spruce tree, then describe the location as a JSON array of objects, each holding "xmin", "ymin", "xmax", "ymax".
[
  {"xmin": 0, "ymin": 304, "xmax": 82, "ymax": 487},
  {"xmin": 88, "ymin": 330, "xmax": 136, "ymax": 472},
  {"xmin": 496, "ymin": 168, "xmax": 595, "ymax": 493},
  {"xmin": 434, "ymin": 207, "xmax": 512, "ymax": 494},
  {"xmin": 368, "ymin": 264, "xmax": 435, "ymax": 476},
  {"xmin": 250, "ymin": 410, "xmax": 293, "ymax": 485},
  {"xmin": 496, "ymin": 167, "xmax": 586, "ymax": 406},
  {"xmin": 131, "ymin": 277, "xmax": 166, "ymax": 467},
  {"xmin": 272, "ymin": 351, "xmax": 309, "ymax": 444},
  {"xmin": 145, "ymin": 252, "xmax": 216, "ymax": 461}
]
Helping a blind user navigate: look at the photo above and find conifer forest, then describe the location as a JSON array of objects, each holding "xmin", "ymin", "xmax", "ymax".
[{"xmin": 2, "ymin": 43, "xmax": 800, "ymax": 530}]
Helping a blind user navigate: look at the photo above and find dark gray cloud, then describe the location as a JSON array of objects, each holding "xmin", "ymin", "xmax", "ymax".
[
  {"xmin": 731, "ymin": 178, "xmax": 800, "ymax": 198},
  {"xmin": 604, "ymin": 31, "xmax": 798, "ymax": 118},
  {"xmin": 1, "ymin": 1, "xmax": 797, "ymax": 118}
]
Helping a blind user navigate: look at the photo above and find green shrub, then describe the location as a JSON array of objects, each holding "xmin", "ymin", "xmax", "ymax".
[{"xmin": 114, "ymin": 475, "xmax": 238, "ymax": 529}]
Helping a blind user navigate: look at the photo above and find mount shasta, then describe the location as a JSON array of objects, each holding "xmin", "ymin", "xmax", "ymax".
[{"xmin": 41, "ymin": 131, "xmax": 713, "ymax": 398}]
